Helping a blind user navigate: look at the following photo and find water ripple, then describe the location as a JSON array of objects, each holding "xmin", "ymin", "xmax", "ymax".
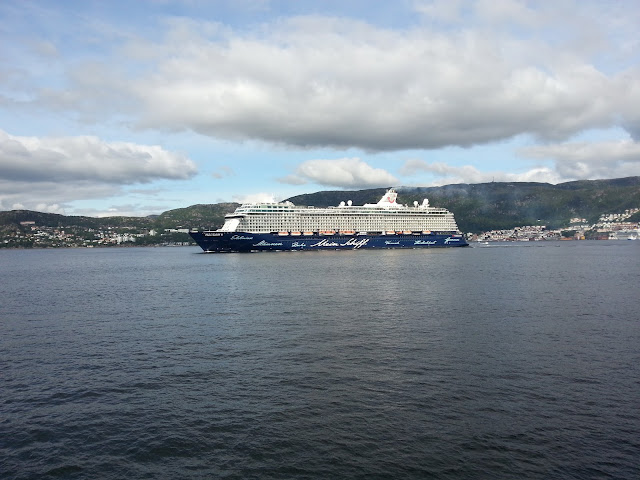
[{"xmin": 1, "ymin": 244, "xmax": 639, "ymax": 479}]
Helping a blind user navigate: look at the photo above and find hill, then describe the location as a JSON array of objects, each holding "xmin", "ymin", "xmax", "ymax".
[
  {"xmin": 152, "ymin": 203, "xmax": 240, "ymax": 230},
  {"xmin": 0, "ymin": 203, "xmax": 240, "ymax": 233},
  {"xmin": 0, "ymin": 210, "xmax": 153, "ymax": 231},
  {"xmin": 286, "ymin": 177, "xmax": 640, "ymax": 233},
  {"xmin": 1, "ymin": 177, "xmax": 639, "ymax": 235}
]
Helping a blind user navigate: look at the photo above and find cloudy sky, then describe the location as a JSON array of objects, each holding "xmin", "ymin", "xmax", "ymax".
[{"xmin": 1, "ymin": 0, "xmax": 639, "ymax": 216}]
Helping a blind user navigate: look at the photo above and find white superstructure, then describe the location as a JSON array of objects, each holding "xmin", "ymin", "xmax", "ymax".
[{"xmin": 219, "ymin": 189, "xmax": 461, "ymax": 234}]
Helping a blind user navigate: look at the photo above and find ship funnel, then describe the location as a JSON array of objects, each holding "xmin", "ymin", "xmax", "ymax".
[{"xmin": 377, "ymin": 188, "xmax": 398, "ymax": 205}]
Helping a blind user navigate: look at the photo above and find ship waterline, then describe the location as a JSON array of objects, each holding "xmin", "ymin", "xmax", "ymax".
[{"xmin": 190, "ymin": 188, "xmax": 469, "ymax": 252}]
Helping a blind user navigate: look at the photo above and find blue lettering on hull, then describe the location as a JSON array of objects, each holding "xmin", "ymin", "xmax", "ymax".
[{"xmin": 191, "ymin": 232, "xmax": 469, "ymax": 252}]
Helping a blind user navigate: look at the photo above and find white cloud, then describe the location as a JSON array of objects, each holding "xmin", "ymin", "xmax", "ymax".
[
  {"xmin": 0, "ymin": 179, "xmax": 120, "ymax": 215},
  {"xmin": 0, "ymin": 200, "xmax": 63, "ymax": 215},
  {"xmin": 474, "ymin": 0, "xmax": 543, "ymax": 28},
  {"xmin": 520, "ymin": 139, "xmax": 640, "ymax": 180},
  {"xmin": 29, "ymin": 40, "xmax": 59, "ymax": 58},
  {"xmin": 34, "ymin": 203, "xmax": 65, "ymax": 214},
  {"xmin": 212, "ymin": 165, "xmax": 235, "ymax": 179},
  {"xmin": 281, "ymin": 158, "xmax": 398, "ymax": 188},
  {"xmin": 7, "ymin": 4, "xmax": 637, "ymax": 152},
  {"xmin": 277, "ymin": 174, "xmax": 308, "ymax": 186},
  {"xmin": 67, "ymin": 202, "xmax": 176, "ymax": 218},
  {"xmin": 134, "ymin": 7, "xmax": 638, "ymax": 150},
  {"xmin": 399, "ymin": 158, "xmax": 561, "ymax": 185},
  {"xmin": 232, "ymin": 192, "xmax": 276, "ymax": 204},
  {"xmin": 400, "ymin": 137, "xmax": 640, "ymax": 185},
  {"xmin": 0, "ymin": 129, "xmax": 197, "ymax": 183},
  {"xmin": 0, "ymin": 129, "xmax": 198, "ymax": 212},
  {"xmin": 414, "ymin": 0, "xmax": 465, "ymax": 24},
  {"xmin": 1, "ymin": 0, "xmax": 639, "ymax": 206}
]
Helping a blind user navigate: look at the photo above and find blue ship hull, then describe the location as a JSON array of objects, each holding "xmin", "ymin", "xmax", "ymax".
[{"xmin": 190, "ymin": 231, "xmax": 469, "ymax": 252}]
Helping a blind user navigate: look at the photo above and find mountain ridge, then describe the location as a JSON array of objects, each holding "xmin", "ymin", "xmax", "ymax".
[
  {"xmin": 2, "ymin": 177, "xmax": 639, "ymax": 234},
  {"xmin": 286, "ymin": 177, "xmax": 640, "ymax": 232}
]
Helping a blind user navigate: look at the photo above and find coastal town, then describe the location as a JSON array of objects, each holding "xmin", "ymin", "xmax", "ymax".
[
  {"xmin": 472, "ymin": 207, "xmax": 640, "ymax": 242},
  {"xmin": 2, "ymin": 206, "xmax": 638, "ymax": 248},
  {"xmin": 0, "ymin": 223, "xmax": 193, "ymax": 249}
]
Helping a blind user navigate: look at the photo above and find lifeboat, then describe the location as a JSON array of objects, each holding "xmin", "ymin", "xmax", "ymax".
[
  {"xmin": 339, "ymin": 230, "xmax": 355, "ymax": 235},
  {"xmin": 303, "ymin": 231, "xmax": 314, "ymax": 236},
  {"xmin": 278, "ymin": 231, "xmax": 289, "ymax": 236},
  {"xmin": 320, "ymin": 230, "xmax": 336, "ymax": 235},
  {"xmin": 290, "ymin": 231, "xmax": 301, "ymax": 236},
  {"xmin": 422, "ymin": 230, "xmax": 431, "ymax": 235}
]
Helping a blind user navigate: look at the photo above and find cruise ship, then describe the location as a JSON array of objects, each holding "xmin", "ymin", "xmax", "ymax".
[{"xmin": 190, "ymin": 188, "xmax": 468, "ymax": 252}]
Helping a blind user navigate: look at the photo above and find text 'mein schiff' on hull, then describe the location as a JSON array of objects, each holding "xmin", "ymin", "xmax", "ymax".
[{"xmin": 190, "ymin": 188, "xmax": 469, "ymax": 252}]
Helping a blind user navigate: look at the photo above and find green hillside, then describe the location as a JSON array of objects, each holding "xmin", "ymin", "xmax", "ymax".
[
  {"xmin": 286, "ymin": 177, "xmax": 640, "ymax": 233},
  {"xmin": 2, "ymin": 177, "xmax": 639, "ymax": 235},
  {"xmin": 0, "ymin": 210, "xmax": 152, "ymax": 230},
  {"xmin": 0, "ymin": 203, "xmax": 240, "ymax": 233},
  {"xmin": 152, "ymin": 203, "xmax": 240, "ymax": 230}
]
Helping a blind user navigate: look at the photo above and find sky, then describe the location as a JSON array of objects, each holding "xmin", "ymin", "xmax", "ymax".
[{"xmin": 1, "ymin": 0, "xmax": 639, "ymax": 217}]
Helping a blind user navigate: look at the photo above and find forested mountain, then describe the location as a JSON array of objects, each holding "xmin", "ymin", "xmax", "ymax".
[
  {"xmin": 287, "ymin": 177, "xmax": 640, "ymax": 233},
  {"xmin": 0, "ymin": 210, "xmax": 153, "ymax": 230},
  {"xmin": 152, "ymin": 203, "xmax": 240, "ymax": 230},
  {"xmin": 0, "ymin": 203, "xmax": 238, "ymax": 231},
  {"xmin": 2, "ymin": 177, "xmax": 639, "ymax": 234}
]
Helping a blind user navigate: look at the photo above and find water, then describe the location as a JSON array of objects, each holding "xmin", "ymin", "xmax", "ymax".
[{"xmin": 1, "ymin": 242, "xmax": 639, "ymax": 479}]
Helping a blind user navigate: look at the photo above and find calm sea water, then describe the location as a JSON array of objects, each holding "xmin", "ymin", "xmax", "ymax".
[{"xmin": 1, "ymin": 242, "xmax": 639, "ymax": 479}]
